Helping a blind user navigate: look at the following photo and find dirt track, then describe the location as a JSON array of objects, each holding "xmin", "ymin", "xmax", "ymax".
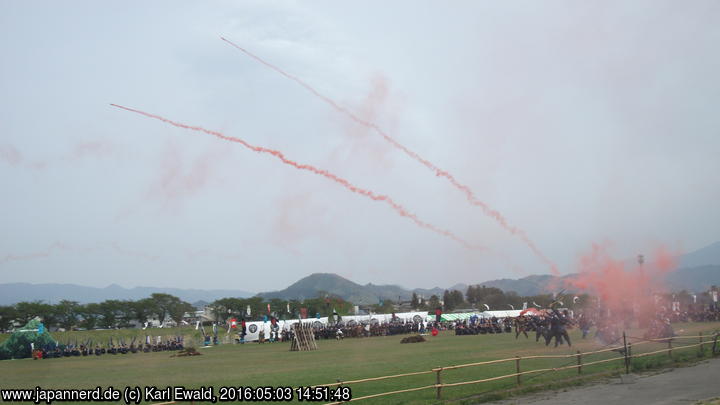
[{"xmin": 490, "ymin": 358, "xmax": 720, "ymax": 405}]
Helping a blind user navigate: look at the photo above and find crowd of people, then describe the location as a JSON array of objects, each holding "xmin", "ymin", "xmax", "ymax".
[
  {"xmin": 230, "ymin": 319, "xmax": 430, "ymax": 344},
  {"xmin": 31, "ymin": 337, "xmax": 185, "ymax": 359},
  {"xmin": 505, "ymin": 304, "xmax": 720, "ymax": 347},
  {"xmin": 454, "ymin": 316, "xmax": 514, "ymax": 335},
  {"xmin": 25, "ymin": 304, "xmax": 720, "ymax": 359}
]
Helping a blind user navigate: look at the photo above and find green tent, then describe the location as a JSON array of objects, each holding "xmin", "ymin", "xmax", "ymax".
[{"xmin": 0, "ymin": 319, "xmax": 57, "ymax": 360}]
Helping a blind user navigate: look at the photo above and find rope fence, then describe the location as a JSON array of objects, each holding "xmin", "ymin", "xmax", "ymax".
[
  {"xmin": 148, "ymin": 331, "xmax": 719, "ymax": 405},
  {"xmin": 322, "ymin": 331, "xmax": 719, "ymax": 404}
]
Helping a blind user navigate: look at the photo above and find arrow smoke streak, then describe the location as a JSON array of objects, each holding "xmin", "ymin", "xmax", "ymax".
[
  {"xmin": 221, "ymin": 37, "xmax": 557, "ymax": 274},
  {"xmin": 0, "ymin": 242, "xmax": 158, "ymax": 264},
  {"xmin": 111, "ymin": 104, "xmax": 485, "ymax": 252}
]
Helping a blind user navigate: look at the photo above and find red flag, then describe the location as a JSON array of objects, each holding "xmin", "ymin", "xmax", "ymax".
[{"xmin": 300, "ymin": 308, "xmax": 308, "ymax": 319}]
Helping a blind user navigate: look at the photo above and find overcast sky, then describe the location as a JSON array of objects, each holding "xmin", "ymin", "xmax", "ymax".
[{"xmin": 1, "ymin": 1, "xmax": 718, "ymax": 292}]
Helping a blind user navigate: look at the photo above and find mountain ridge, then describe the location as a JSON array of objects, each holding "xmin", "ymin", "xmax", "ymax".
[
  {"xmin": 0, "ymin": 283, "xmax": 253, "ymax": 306},
  {"xmin": 2, "ymin": 241, "xmax": 718, "ymax": 305}
]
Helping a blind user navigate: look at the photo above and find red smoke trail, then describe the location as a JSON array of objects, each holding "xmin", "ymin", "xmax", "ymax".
[
  {"xmin": 220, "ymin": 37, "xmax": 557, "ymax": 274},
  {"xmin": 0, "ymin": 242, "xmax": 160, "ymax": 264},
  {"xmin": 0, "ymin": 242, "xmax": 83, "ymax": 264},
  {"xmin": 111, "ymin": 104, "xmax": 484, "ymax": 252}
]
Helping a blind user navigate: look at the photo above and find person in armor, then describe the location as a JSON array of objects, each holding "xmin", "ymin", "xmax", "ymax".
[
  {"xmin": 578, "ymin": 313, "xmax": 592, "ymax": 339},
  {"xmin": 546, "ymin": 309, "xmax": 572, "ymax": 347},
  {"xmin": 515, "ymin": 316, "xmax": 529, "ymax": 339}
]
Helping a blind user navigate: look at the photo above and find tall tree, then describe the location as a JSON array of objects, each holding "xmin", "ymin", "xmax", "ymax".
[
  {"xmin": 427, "ymin": 295, "xmax": 441, "ymax": 310},
  {"xmin": 211, "ymin": 297, "xmax": 245, "ymax": 322},
  {"xmin": 14, "ymin": 301, "xmax": 56, "ymax": 327},
  {"xmin": 54, "ymin": 300, "xmax": 80, "ymax": 330},
  {"xmin": 168, "ymin": 300, "xmax": 195, "ymax": 325},
  {"xmin": 443, "ymin": 290, "xmax": 452, "ymax": 310},
  {"xmin": 450, "ymin": 290, "xmax": 465, "ymax": 308},
  {"xmin": 0, "ymin": 305, "xmax": 17, "ymax": 331},
  {"xmin": 77, "ymin": 303, "xmax": 102, "ymax": 330},
  {"xmin": 97, "ymin": 300, "xmax": 124, "ymax": 328},
  {"xmin": 132, "ymin": 298, "xmax": 157, "ymax": 325},
  {"xmin": 466, "ymin": 285, "xmax": 479, "ymax": 306},
  {"xmin": 149, "ymin": 293, "xmax": 181, "ymax": 325}
]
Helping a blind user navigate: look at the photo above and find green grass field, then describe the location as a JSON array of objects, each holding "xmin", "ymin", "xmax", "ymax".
[{"xmin": 1, "ymin": 322, "xmax": 718, "ymax": 404}]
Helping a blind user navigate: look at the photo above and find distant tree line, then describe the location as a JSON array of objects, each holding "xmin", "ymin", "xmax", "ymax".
[
  {"xmin": 409, "ymin": 285, "xmax": 720, "ymax": 313},
  {"xmin": 411, "ymin": 286, "xmax": 594, "ymax": 312},
  {"xmin": 207, "ymin": 293, "xmax": 355, "ymax": 324},
  {"xmin": 0, "ymin": 293, "xmax": 194, "ymax": 332},
  {"xmin": 0, "ymin": 292, "xmax": 357, "ymax": 332},
  {"xmin": 3, "ymin": 285, "xmax": 715, "ymax": 332}
]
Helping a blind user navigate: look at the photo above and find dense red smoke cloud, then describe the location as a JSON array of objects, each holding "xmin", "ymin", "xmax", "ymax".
[
  {"xmin": 220, "ymin": 37, "xmax": 557, "ymax": 274},
  {"xmin": 566, "ymin": 243, "xmax": 679, "ymax": 319},
  {"xmin": 111, "ymin": 104, "xmax": 485, "ymax": 252}
]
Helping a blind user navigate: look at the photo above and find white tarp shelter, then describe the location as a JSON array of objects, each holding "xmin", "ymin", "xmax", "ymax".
[{"xmin": 228, "ymin": 311, "xmax": 430, "ymax": 342}]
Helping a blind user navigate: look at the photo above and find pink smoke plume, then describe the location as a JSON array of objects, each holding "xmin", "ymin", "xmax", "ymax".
[
  {"xmin": 331, "ymin": 74, "xmax": 398, "ymax": 169},
  {"xmin": 71, "ymin": 139, "xmax": 117, "ymax": 159},
  {"xmin": 0, "ymin": 144, "xmax": 23, "ymax": 166},
  {"xmin": 566, "ymin": 243, "xmax": 679, "ymax": 320},
  {"xmin": 220, "ymin": 37, "xmax": 557, "ymax": 274},
  {"xmin": 111, "ymin": 103, "xmax": 485, "ymax": 252},
  {"xmin": 148, "ymin": 142, "xmax": 226, "ymax": 207}
]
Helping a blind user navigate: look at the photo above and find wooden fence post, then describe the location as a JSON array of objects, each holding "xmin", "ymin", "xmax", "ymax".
[
  {"xmin": 668, "ymin": 338, "xmax": 673, "ymax": 359},
  {"xmin": 435, "ymin": 367, "xmax": 442, "ymax": 400},
  {"xmin": 623, "ymin": 331, "xmax": 629, "ymax": 374},
  {"xmin": 577, "ymin": 351, "xmax": 582, "ymax": 375},
  {"xmin": 516, "ymin": 356, "xmax": 521, "ymax": 386},
  {"xmin": 627, "ymin": 342, "xmax": 632, "ymax": 371},
  {"xmin": 699, "ymin": 332, "xmax": 704, "ymax": 355},
  {"xmin": 712, "ymin": 334, "xmax": 719, "ymax": 356}
]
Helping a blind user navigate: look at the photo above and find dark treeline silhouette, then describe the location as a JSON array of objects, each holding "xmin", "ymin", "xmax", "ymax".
[
  {"xmin": 1, "ymin": 285, "xmax": 716, "ymax": 333},
  {"xmin": 0, "ymin": 293, "xmax": 194, "ymax": 332},
  {"xmin": 0, "ymin": 292, "xmax": 357, "ymax": 332}
]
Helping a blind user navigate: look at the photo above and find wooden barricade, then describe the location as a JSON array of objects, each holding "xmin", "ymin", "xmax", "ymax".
[{"xmin": 290, "ymin": 322, "xmax": 318, "ymax": 351}]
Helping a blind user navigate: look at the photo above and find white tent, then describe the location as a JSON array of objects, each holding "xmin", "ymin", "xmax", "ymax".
[
  {"xmin": 481, "ymin": 310, "xmax": 522, "ymax": 318},
  {"xmin": 226, "ymin": 311, "xmax": 430, "ymax": 342}
]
